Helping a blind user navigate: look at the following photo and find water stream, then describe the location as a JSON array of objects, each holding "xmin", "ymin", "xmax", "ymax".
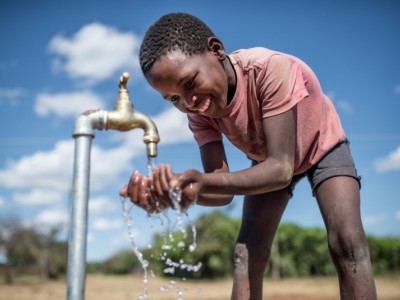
[{"xmin": 120, "ymin": 158, "xmax": 201, "ymax": 299}]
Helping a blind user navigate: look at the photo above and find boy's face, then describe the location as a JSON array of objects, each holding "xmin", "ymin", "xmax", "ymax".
[{"xmin": 145, "ymin": 46, "xmax": 235, "ymax": 119}]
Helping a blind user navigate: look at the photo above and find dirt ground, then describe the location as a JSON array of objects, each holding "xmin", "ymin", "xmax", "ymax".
[{"xmin": 0, "ymin": 274, "xmax": 399, "ymax": 300}]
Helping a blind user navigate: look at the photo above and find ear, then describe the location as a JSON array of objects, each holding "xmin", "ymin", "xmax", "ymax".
[{"xmin": 207, "ymin": 37, "xmax": 226, "ymax": 60}]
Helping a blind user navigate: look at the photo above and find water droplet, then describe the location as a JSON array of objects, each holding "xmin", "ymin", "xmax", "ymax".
[
  {"xmin": 189, "ymin": 242, "xmax": 197, "ymax": 252},
  {"xmin": 169, "ymin": 280, "xmax": 177, "ymax": 287}
]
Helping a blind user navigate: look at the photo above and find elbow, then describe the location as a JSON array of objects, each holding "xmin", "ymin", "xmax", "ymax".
[
  {"xmin": 274, "ymin": 161, "xmax": 294, "ymax": 190},
  {"xmin": 219, "ymin": 195, "xmax": 234, "ymax": 206},
  {"xmin": 197, "ymin": 195, "xmax": 234, "ymax": 207}
]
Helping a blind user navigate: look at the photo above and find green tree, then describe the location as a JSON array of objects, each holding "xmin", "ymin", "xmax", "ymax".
[
  {"xmin": 367, "ymin": 235, "xmax": 400, "ymax": 274},
  {"xmin": 97, "ymin": 211, "xmax": 400, "ymax": 279},
  {"xmin": 273, "ymin": 223, "xmax": 335, "ymax": 277},
  {"xmin": 150, "ymin": 211, "xmax": 240, "ymax": 279},
  {"xmin": 102, "ymin": 250, "xmax": 141, "ymax": 274},
  {"xmin": 0, "ymin": 215, "xmax": 67, "ymax": 283}
]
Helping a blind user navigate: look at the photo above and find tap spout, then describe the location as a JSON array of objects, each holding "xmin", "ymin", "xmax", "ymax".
[{"xmin": 104, "ymin": 72, "xmax": 159, "ymax": 157}]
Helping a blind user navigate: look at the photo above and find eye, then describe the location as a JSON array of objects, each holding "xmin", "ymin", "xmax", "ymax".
[
  {"xmin": 170, "ymin": 95, "xmax": 179, "ymax": 103},
  {"xmin": 185, "ymin": 78, "xmax": 195, "ymax": 89}
]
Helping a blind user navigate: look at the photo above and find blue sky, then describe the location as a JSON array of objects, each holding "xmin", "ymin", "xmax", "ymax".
[{"xmin": 0, "ymin": 1, "xmax": 399, "ymax": 262}]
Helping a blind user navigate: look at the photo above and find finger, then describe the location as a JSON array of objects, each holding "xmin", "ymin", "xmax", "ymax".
[
  {"xmin": 170, "ymin": 174, "xmax": 188, "ymax": 191},
  {"xmin": 128, "ymin": 171, "xmax": 141, "ymax": 204},
  {"xmin": 159, "ymin": 164, "xmax": 170, "ymax": 194},
  {"xmin": 148, "ymin": 190, "xmax": 162, "ymax": 212},
  {"xmin": 152, "ymin": 167, "xmax": 163, "ymax": 196},
  {"xmin": 137, "ymin": 177, "xmax": 149, "ymax": 207},
  {"xmin": 119, "ymin": 185, "xmax": 128, "ymax": 198},
  {"xmin": 152, "ymin": 171, "xmax": 172, "ymax": 210},
  {"xmin": 165, "ymin": 164, "xmax": 174, "ymax": 182},
  {"xmin": 142, "ymin": 178, "xmax": 159, "ymax": 213},
  {"xmin": 146, "ymin": 177, "xmax": 163, "ymax": 212},
  {"xmin": 137, "ymin": 178, "xmax": 154, "ymax": 213}
]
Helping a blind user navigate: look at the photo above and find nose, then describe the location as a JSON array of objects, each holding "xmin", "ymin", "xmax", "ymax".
[{"xmin": 183, "ymin": 94, "xmax": 198, "ymax": 110}]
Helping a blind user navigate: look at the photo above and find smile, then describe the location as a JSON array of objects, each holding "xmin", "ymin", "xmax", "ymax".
[
  {"xmin": 189, "ymin": 97, "xmax": 211, "ymax": 113},
  {"xmin": 198, "ymin": 98, "xmax": 211, "ymax": 113}
]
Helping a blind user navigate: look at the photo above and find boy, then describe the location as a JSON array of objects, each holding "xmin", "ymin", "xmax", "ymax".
[{"xmin": 120, "ymin": 12, "xmax": 376, "ymax": 299}]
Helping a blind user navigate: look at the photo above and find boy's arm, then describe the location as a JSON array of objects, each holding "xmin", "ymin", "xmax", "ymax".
[
  {"xmin": 200, "ymin": 108, "xmax": 295, "ymax": 195},
  {"xmin": 196, "ymin": 140, "xmax": 234, "ymax": 206}
]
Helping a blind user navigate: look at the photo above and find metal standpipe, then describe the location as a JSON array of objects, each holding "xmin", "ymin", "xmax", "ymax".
[{"xmin": 66, "ymin": 73, "xmax": 159, "ymax": 300}]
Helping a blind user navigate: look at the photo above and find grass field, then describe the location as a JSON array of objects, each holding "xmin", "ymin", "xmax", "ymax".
[{"xmin": 0, "ymin": 274, "xmax": 399, "ymax": 299}]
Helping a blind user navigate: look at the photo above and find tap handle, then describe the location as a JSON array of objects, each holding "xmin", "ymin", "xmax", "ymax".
[{"xmin": 119, "ymin": 72, "xmax": 130, "ymax": 91}]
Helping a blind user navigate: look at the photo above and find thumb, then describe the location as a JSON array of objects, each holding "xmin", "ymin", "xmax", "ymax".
[
  {"xmin": 170, "ymin": 171, "xmax": 196, "ymax": 190},
  {"xmin": 119, "ymin": 185, "xmax": 128, "ymax": 197},
  {"xmin": 169, "ymin": 176, "xmax": 181, "ymax": 190}
]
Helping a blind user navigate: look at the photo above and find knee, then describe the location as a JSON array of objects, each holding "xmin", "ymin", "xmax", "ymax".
[{"xmin": 328, "ymin": 228, "xmax": 371, "ymax": 268}]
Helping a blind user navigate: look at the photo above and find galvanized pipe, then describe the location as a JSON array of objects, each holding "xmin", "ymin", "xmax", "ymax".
[
  {"xmin": 67, "ymin": 110, "xmax": 106, "ymax": 300},
  {"xmin": 67, "ymin": 135, "xmax": 92, "ymax": 300},
  {"xmin": 66, "ymin": 73, "xmax": 159, "ymax": 300}
]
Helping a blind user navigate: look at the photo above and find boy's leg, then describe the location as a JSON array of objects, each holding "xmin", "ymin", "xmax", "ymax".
[
  {"xmin": 315, "ymin": 176, "xmax": 377, "ymax": 299},
  {"xmin": 232, "ymin": 189, "xmax": 290, "ymax": 300}
]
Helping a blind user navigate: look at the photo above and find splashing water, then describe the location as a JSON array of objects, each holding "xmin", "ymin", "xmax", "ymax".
[
  {"xmin": 120, "ymin": 158, "xmax": 201, "ymax": 299},
  {"xmin": 121, "ymin": 197, "xmax": 149, "ymax": 299},
  {"xmin": 185, "ymin": 213, "xmax": 197, "ymax": 252}
]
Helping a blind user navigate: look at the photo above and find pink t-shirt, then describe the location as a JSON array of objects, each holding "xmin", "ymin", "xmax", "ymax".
[{"xmin": 188, "ymin": 47, "xmax": 345, "ymax": 175}]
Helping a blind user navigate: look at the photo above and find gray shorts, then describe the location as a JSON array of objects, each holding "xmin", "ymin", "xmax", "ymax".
[
  {"xmin": 250, "ymin": 138, "xmax": 361, "ymax": 198},
  {"xmin": 288, "ymin": 138, "xmax": 361, "ymax": 197}
]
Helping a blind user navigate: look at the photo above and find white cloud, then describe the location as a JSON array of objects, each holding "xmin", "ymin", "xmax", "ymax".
[
  {"xmin": 374, "ymin": 146, "xmax": 400, "ymax": 173},
  {"xmin": 396, "ymin": 211, "xmax": 400, "ymax": 220},
  {"xmin": 89, "ymin": 196, "xmax": 119, "ymax": 214},
  {"xmin": 90, "ymin": 144, "xmax": 137, "ymax": 191},
  {"xmin": 0, "ymin": 139, "xmax": 134, "ymax": 193},
  {"xmin": 33, "ymin": 207, "xmax": 69, "ymax": 227},
  {"xmin": 0, "ymin": 87, "xmax": 26, "ymax": 106},
  {"xmin": 0, "ymin": 140, "xmax": 74, "ymax": 191},
  {"xmin": 35, "ymin": 90, "xmax": 105, "ymax": 118},
  {"xmin": 92, "ymin": 217, "xmax": 122, "ymax": 230},
  {"xmin": 13, "ymin": 188, "xmax": 63, "ymax": 205},
  {"xmin": 148, "ymin": 107, "xmax": 193, "ymax": 145},
  {"xmin": 0, "ymin": 196, "xmax": 5, "ymax": 207},
  {"xmin": 0, "ymin": 108, "xmax": 193, "ymax": 209},
  {"xmin": 48, "ymin": 22, "xmax": 140, "ymax": 85},
  {"xmin": 363, "ymin": 213, "xmax": 387, "ymax": 225}
]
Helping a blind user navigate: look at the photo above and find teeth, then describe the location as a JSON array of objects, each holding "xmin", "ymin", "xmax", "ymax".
[{"xmin": 198, "ymin": 98, "xmax": 210, "ymax": 113}]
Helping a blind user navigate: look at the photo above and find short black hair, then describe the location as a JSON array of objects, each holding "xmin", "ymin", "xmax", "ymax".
[{"xmin": 139, "ymin": 12, "xmax": 216, "ymax": 74}]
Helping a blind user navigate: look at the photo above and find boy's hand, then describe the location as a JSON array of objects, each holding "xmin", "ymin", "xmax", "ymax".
[
  {"xmin": 170, "ymin": 168, "xmax": 203, "ymax": 209},
  {"xmin": 152, "ymin": 164, "xmax": 201, "ymax": 211},
  {"xmin": 119, "ymin": 165, "xmax": 204, "ymax": 213},
  {"xmin": 119, "ymin": 171, "xmax": 169, "ymax": 213}
]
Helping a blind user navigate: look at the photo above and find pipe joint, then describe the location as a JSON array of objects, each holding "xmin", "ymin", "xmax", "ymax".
[{"xmin": 73, "ymin": 110, "xmax": 107, "ymax": 137}]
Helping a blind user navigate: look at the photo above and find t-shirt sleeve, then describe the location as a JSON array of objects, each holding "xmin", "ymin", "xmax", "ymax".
[
  {"xmin": 187, "ymin": 114, "xmax": 222, "ymax": 147},
  {"xmin": 257, "ymin": 54, "xmax": 309, "ymax": 118}
]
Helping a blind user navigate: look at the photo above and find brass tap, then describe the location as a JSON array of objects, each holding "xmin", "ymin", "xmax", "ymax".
[{"xmin": 105, "ymin": 72, "xmax": 160, "ymax": 157}]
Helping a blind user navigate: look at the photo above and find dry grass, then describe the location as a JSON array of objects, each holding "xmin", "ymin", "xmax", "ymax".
[{"xmin": 0, "ymin": 274, "xmax": 399, "ymax": 300}]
